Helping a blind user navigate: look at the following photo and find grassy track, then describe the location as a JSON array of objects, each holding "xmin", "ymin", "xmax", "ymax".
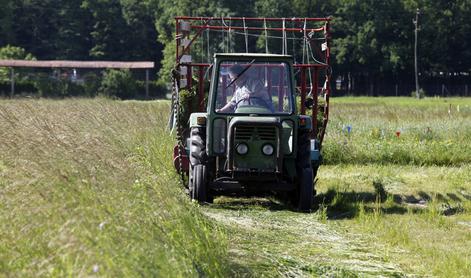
[
  {"xmin": 205, "ymin": 198, "xmax": 404, "ymax": 277},
  {"xmin": 1, "ymin": 97, "xmax": 470, "ymax": 277},
  {"xmin": 317, "ymin": 164, "xmax": 471, "ymax": 277}
]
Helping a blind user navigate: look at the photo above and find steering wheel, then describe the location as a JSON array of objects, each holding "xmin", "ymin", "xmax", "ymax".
[{"xmin": 235, "ymin": 96, "xmax": 272, "ymax": 111}]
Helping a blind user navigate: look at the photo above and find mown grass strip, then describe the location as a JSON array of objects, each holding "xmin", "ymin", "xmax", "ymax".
[{"xmin": 317, "ymin": 164, "xmax": 471, "ymax": 277}]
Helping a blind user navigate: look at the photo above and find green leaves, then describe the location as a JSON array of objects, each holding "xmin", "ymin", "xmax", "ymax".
[
  {"xmin": 0, "ymin": 45, "xmax": 35, "ymax": 82},
  {"xmin": 1, "ymin": 0, "xmax": 470, "ymax": 96},
  {"xmin": 99, "ymin": 69, "xmax": 138, "ymax": 99}
]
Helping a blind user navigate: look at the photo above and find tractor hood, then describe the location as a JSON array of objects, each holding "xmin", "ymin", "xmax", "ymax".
[
  {"xmin": 229, "ymin": 116, "xmax": 280, "ymax": 127},
  {"xmin": 227, "ymin": 116, "xmax": 283, "ymax": 174}
]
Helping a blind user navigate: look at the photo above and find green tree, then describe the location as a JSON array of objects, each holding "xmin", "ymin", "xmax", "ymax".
[
  {"xmin": 0, "ymin": 0, "xmax": 15, "ymax": 46},
  {"xmin": 0, "ymin": 45, "xmax": 35, "ymax": 81},
  {"xmin": 81, "ymin": 0, "xmax": 131, "ymax": 59},
  {"xmin": 54, "ymin": 0, "xmax": 94, "ymax": 59},
  {"xmin": 99, "ymin": 69, "xmax": 137, "ymax": 99},
  {"xmin": 2, "ymin": 0, "xmax": 470, "ymax": 97},
  {"xmin": 404, "ymin": 0, "xmax": 471, "ymax": 73},
  {"xmin": 333, "ymin": 0, "xmax": 412, "ymax": 94},
  {"xmin": 11, "ymin": 0, "xmax": 62, "ymax": 59},
  {"xmin": 151, "ymin": 0, "xmax": 230, "ymax": 85},
  {"xmin": 120, "ymin": 0, "xmax": 161, "ymax": 61},
  {"xmin": 81, "ymin": 0, "xmax": 160, "ymax": 62}
]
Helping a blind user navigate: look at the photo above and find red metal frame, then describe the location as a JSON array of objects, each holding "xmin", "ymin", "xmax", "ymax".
[
  {"xmin": 174, "ymin": 16, "xmax": 332, "ymax": 143},
  {"xmin": 175, "ymin": 16, "xmax": 331, "ymax": 22},
  {"xmin": 312, "ymin": 67, "xmax": 319, "ymax": 137},
  {"xmin": 190, "ymin": 25, "xmax": 325, "ymax": 33}
]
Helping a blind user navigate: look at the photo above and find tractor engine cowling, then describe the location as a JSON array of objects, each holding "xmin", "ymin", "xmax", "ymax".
[{"xmin": 227, "ymin": 117, "xmax": 282, "ymax": 176}]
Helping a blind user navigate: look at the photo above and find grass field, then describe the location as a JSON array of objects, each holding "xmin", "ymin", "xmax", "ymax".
[
  {"xmin": 1, "ymin": 97, "xmax": 470, "ymax": 277},
  {"xmin": 323, "ymin": 97, "xmax": 471, "ymax": 165},
  {"xmin": 0, "ymin": 99, "xmax": 229, "ymax": 277},
  {"xmin": 318, "ymin": 97, "xmax": 471, "ymax": 276}
]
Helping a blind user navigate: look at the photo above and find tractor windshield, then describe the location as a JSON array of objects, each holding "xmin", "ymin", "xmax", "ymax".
[{"xmin": 215, "ymin": 61, "xmax": 294, "ymax": 114}]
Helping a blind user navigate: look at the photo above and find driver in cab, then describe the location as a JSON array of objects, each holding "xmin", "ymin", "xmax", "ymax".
[{"xmin": 216, "ymin": 64, "xmax": 273, "ymax": 113}]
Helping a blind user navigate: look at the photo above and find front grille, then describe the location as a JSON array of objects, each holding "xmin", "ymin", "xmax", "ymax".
[
  {"xmin": 235, "ymin": 126, "xmax": 254, "ymax": 140},
  {"xmin": 257, "ymin": 126, "xmax": 277, "ymax": 140},
  {"xmin": 234, "ymin": 126, "xmax": 277, "ymax": 141}
]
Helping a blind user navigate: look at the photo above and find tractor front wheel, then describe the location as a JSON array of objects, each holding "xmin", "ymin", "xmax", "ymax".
[
  {"xmin": 190, "ymin": 164, "xmax": 208, "ymax": 203},
  {"xmin": 293, "ymin": 130, "xmax": 315, "ymax": 212},
  {"xmin": 297, "ymin": 167, "xmax": 314, "ymax": 212}
]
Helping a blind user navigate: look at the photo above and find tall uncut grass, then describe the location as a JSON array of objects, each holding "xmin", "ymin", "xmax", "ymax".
[
  {"xmin": 0, "ymin": 99, "xmax": 228, "ymax": 277},
  {"xmin": 323, "ymin": 97, "xmax": 471, "ymax": 166}
]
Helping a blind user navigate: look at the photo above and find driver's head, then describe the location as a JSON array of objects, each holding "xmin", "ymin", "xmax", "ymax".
[{"xmin": 228, "ymin": 64, "xmax": 246, "ymax": 85}]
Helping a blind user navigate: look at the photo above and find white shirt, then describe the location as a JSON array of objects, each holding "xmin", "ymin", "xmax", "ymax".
[{"xmin": 228, "ymin": 79, "xmax": 271, "ymax": 109}]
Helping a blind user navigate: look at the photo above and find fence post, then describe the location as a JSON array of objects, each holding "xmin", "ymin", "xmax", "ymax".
[
  {"xmin": 395, "ymin": 84, "xmax": 398, "ymax": 96},
  {"xmin": 145, "ymin": 69, "xmax": 149, "ymax": 99},
  {"xmin": 466, "ymin": 84, "xmax": 469, "ymax": 97},
  {"xmin": 10, "ymin": 68, "xmax": 15, "ymax": 98}
]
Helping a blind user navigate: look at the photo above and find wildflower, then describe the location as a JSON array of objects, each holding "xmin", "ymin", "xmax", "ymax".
[{"xmin": 342, "ymin": 125, "xmax": 352, "ymax": 136}]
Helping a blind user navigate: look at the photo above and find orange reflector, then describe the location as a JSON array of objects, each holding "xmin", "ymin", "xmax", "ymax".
[
  {"xmin": 197, "ymin": 117, "xmax": 206, "ymax": 125},
  {"xmin": 300, "ymin": 118, "xmax": 306, "ymax": 126}
]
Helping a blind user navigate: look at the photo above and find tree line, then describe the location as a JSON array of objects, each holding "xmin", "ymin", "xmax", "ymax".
[{"xmin": 0, "ymin": 0, "xmax": 470, "ymax": 97}]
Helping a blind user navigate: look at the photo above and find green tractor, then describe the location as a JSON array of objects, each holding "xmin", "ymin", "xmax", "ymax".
[{"xmin": 171, "ymin": 17, "xmax": 331, "ymax": 211}]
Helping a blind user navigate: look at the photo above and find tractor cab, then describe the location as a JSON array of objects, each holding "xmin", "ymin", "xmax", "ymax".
[
  {"xmin": 208, "ymin": 54, "xmax": 296, "ymax": 175},
  {"xmin": 213, "ymin": 55, "xmax": 294, "ymax": 115}
]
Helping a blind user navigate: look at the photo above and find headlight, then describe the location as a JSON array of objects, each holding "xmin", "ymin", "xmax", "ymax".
[
  {"xmin": 236, "ymin": 143, "xmax": 249, "ymax": 155},
  {"xmin": 262, "ymin": 144, "xmax": 274, "ymax": 156}
]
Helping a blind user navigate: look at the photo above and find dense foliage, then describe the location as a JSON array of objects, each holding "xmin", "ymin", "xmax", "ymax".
[{"xmin": 0, "ymin": 0, "xmax": 470, "ymax": 96}]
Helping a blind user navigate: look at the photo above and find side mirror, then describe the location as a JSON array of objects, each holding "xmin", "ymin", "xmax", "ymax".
[{"xmin": 304, "ymin": 98, "xmax": 314, "ymax": 109}]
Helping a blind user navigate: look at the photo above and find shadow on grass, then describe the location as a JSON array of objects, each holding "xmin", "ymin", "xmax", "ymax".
[
  {"xmin": 313, "ymin": 180, "xmax": 467, "ymax": 220},
  {"xmin": 314, "ymin": 190, "xmax": 429, "ymax": 220},
  {"xmin": 447, "ymin": 193, "xmax": 462, "ymax": 202},
  {"xmin": 206, "ymin": 181, "xmax": 470, "ymax": 218},
  {"xmin": 313, "ymin": 189, "xmax": 416, "ymax": 219},
  {"xmin": 210, "ymin": 196, "xmax": 288, "ymax": 212},
  {"xmin": 224, "ymin": 260, "xmax": 255, "ymax": 277}
]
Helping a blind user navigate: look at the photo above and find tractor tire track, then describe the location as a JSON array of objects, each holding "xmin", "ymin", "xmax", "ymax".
[{"xmin": 204, "ymin": 198, "xmax": 407, "ymax": 277}]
